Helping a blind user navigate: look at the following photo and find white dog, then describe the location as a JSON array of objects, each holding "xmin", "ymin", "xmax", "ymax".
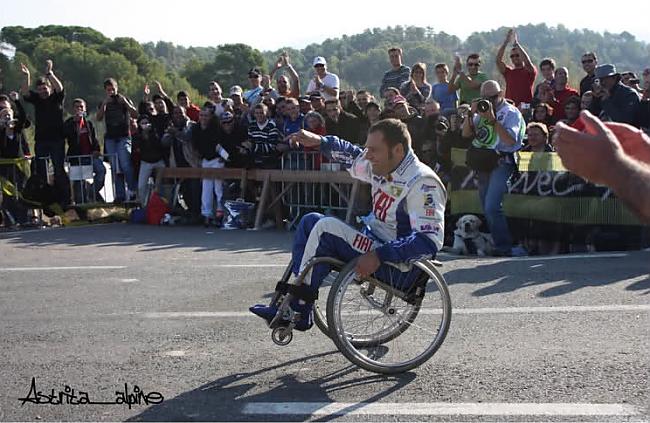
[{"xmin": 446, "ymin": 214, "xmax": 495, "ymax": 256}]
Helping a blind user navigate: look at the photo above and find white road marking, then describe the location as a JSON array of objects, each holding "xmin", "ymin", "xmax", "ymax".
[
  {"xmin": 161, "ymin": 350, "xmax": 186, "ymax": 357},
  {"xmin": 120, "ymin": 278, "xmax": 139, "ymax": 283},
  {"xmin": 0, "ymin": 266, "xmax": 126, "ymax": 271},
  {"xmin": 200, "ymin": 264, "xmax": 287, "ymax": 268},
  {"xmin": 509, "ymin": 253, "xmax": 628, "ymax": 262},
  {"xmin": 241, "ymin": 401, "xmax": 639, "ymax": 416},
  {"xmin": 140, "ymin": 304, "xmax": 650, "ymax": 319}
]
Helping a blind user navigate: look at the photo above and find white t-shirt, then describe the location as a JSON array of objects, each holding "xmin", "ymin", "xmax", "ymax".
[{"xmin": 306, "ymin": 72, "xmax": 340, "ymax": 101}]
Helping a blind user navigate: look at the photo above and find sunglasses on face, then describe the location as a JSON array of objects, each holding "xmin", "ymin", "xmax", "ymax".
[
  {"xmin": 510, "ymin": 54, "xmax": 520, "ymax": 59},
  {"xmin": 582, "ymin": 59, "xmax": 594, "ymax": 64},
  {"xmin": 314, "ymin": 64, "xmax": 325, "ymax": 68},
  {"xmin": 467, "ymin": 63, "xmax": 480, "ymax": 67}
]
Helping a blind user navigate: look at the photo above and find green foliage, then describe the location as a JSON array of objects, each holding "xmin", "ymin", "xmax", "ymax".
[{"xmin": 1, "ymin": 23, "xmax": 649, "ymax": 117}]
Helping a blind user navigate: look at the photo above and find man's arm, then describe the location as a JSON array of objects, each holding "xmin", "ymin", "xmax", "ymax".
[
  {"xmin": 19, "ymin": 63, "xmax": 30, "ymax": 96},
  {"xmin": 45, "ymin": 60, "xmax": 63, "ymax": 93},
  {"xmin": 286, "ymin": 64, "xmax": 301, "ymax": 97},
  {"xmin": 496, "ymin": 29, "xmax": 513, "ymax": 76},
  {"xmin": 121, "ymin": 95, "xmax": 139, "ymax": 118}
]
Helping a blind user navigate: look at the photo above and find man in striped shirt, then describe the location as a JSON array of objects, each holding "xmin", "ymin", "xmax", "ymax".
[
  {"xmin": 246, "ymin": 103, "xmax": 283, "ymax": 169},
  {"xmin": 380, "ymin": 47, "xmax": 411, "ymax": 98}
]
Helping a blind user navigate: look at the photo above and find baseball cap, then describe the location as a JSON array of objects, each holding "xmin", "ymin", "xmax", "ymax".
[
  {"xmin": 309, "ymin": 92, "xmax": 323, "ymax": 100},
  {"xmin": 313, "ymin": 56, "xmax": 327, "ymax": 67},
  {"xmin": 298, "ymin": 96, "xmax": 311, "ymax": 103},
  {"xmin": 248, "ymin": 68, "xmax": 261, "ymax": 78},
  {"xmin": 229, "ymin": 85, "xmax": 243, "ymax": 96}
]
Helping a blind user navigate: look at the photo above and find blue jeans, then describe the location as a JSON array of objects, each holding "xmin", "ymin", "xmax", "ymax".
[
  {"xmin": 477, "ymin": 160, "xmax": 515, "ymax": 253},
  {"xmin": 104, "ymin": 137, "xmax": 135, "ymax": 201}
]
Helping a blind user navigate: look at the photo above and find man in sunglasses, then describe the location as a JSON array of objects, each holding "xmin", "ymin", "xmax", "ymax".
[
  {"xmin": 462, "ymin": 80, "xmax": 526, "ymax": 256},
  {"xmin": 244, "ymin": 68, "xmax": 264, "ymax": 107},
  {"xmin": 306, "ymin": 56, "xmax": 339, "ymax": 101},
  {"xmin": 496, "ymin": 28, "xmax": 537, "ymax": 108},
  {"xmin": 579, "ymin": 52, "xmax": 598, "ymax": 96}
]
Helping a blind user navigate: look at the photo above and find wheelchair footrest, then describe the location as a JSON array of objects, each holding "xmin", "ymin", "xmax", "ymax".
[{"xmin": 287, "ymin": 284, "xmax": 318, "ymax": 303}]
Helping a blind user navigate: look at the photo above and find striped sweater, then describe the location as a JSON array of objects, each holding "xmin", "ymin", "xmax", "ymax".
[{"xmin": 247, "ymin": 119, "xmax": 282, "ymax": 168}]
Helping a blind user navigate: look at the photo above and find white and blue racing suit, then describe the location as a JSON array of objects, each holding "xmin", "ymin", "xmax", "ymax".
[{"xmin": 291, "ymin": 135, "xmax": 447, "ymax": 293}]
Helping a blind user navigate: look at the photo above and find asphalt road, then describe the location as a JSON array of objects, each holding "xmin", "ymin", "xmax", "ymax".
[{"xmin": 0, "ymin": 223, "xmax": 648, "ymax": 422}]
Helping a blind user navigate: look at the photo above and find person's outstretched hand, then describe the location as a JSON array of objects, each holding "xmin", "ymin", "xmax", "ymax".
[
  {"xmin": 603, "ymin": 121, "xmax": 650, "ymax": 165},
  {"xmin": 553, "ymin": 110, "xmax": 627, "ymax": 184},
  {"xmin": 287, "ymin": 129, "xmax": 322, "ymax": 149}
]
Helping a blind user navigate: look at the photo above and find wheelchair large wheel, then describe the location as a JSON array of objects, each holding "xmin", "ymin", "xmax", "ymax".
[
  {"xmin": 313, "ymin": 265, "xmax": 342, "ymax": 337},
  {"xmin": 326, "ymin": 258, "xmax": 451, "ymax": 374}
]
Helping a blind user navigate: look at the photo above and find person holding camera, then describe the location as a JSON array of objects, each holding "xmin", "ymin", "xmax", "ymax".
[
  {"xmin": 589, "ymin": 64, "xmax": 641, "ymax": 127},
  {"xmin": 0, "ymin": 97, "xmax": 30, "ymax": 226},
  {"xmin": 462, "ymin": 80, "xmax": 527, "ymax": 256},
  {"xmin": 96, "ymin": 77, "xmax": 139, "ymax": 202}
]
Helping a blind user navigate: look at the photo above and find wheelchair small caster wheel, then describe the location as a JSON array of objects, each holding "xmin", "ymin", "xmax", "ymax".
[{"xmin": 271, "ymin": 326, "xmax": 293, "ymax": 346}]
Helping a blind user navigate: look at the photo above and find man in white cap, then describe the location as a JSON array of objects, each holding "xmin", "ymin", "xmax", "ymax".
[{"xmin": 306, "ymin": 56, "xmax": 339, "ymax": 101}]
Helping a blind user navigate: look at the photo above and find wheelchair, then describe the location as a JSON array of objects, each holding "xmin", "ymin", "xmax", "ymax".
[{"xmin": 265, "ymin": 255, "xmax": 452, "ymax": 374}]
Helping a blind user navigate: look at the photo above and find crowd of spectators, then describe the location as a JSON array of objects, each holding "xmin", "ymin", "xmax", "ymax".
[{"xmin": 1, "ymin": 29, "xmax": 649, "ymax": 253}]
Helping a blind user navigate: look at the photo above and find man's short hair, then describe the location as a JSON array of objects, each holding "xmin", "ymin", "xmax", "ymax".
[
  {"xmin": 388, "ymin": 47, "xmax": 402, "ymax": 54},
  {"xmin": 582, "ymin": 52, "xmax": 598, "ymax": 61},
  {"xmin": 366, "ymin": 101, "xmax": 381, "ymax": 111},
  {"xmin": 434, "ymin": 63, "xmax": 449, "ymax": 73},
  {"xmin": 527, "ymin": 122, "xmax": 549, "ymax": 139},
  {"xmin": 177, "ymin": 90, "xmax": 189, "ymax": 99},
  {"xmin": 324, "ymin": 99, "xmax": 340, "ymax": 106},
  {"xmin": 466, "ymin": 53, "xmax": 481, "ymax": 64},
  {"xmin": 72, "ymin": 98, "xmax": 86, "ymax": 107},
  {"xmin": 356, "ymin": 90, "xmax": 371, "ymax": 96},
  {"xmin": 36, "ymin": 78, "xmax": 51, "ymax": 87},
  {"xmin": 539, "ymin": 58, "xmax": 556, "ymax": 69},
  {"xmin": 103, "ymin": 78, "xmax": 117, "ymax": 88},
  {"xmin": 254, "ymin": 103, "xmax": 268, "ymax": 112},
  {"xmin": 368, "ymin": 118, "xmax": 412, "ymax": 151},
  {"xmin": 152, "ymin": 94, "xmax": 164, "ymax": 102}
]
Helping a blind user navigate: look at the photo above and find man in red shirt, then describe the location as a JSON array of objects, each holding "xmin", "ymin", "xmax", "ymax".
[
  {"xmin": 177, "ymin": 91, "xmax": 200, "ymax": 122},
  {"xmin": 547, "ymin": 67, "xmax": 580, "ymax": 121},
  {"xmin": 496, "ymin": 28, "xmax": 537, "ymax": 107}
]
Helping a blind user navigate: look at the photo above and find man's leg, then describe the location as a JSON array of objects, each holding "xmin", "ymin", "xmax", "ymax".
[
  {"xmin": 104, "ymin": 138, "xmax": 125, "ymax": 202},
  {"xmin": 483, "ymin": 162, "xmax": 515, "ymax": 254},
  {"xmin": 116, "ymin": 137, "xmax": 136, "ymax": 198},
  {"xmin": 92, "ymin": 157, "xmax": 106, "ymax": 198}
]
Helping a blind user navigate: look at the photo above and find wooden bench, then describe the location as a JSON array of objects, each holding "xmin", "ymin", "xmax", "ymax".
[{"xmin": 155, "ymin": 167, "xmax": 363, "ymax": 229}]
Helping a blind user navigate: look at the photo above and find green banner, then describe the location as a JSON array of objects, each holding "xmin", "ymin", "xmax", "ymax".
[{"xmin": 450, "ymin": 148, "xmax": 642, "ymax": 226}]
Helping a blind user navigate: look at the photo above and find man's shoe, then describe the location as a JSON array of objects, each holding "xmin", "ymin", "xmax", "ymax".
[{"xmin": 249, "ymin": 302, "xmax": 313, "ymax": 331}]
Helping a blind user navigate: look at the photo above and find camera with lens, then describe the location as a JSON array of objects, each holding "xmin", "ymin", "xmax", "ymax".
[{"xmin": 477, "ymin": 99, "xmax": 491, "ymax": 113}]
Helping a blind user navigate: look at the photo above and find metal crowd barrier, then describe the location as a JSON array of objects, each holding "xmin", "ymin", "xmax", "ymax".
[
  {"xmin": 64, "ymin": 154, "xmax": 116, "ymax": 205},
  {"xmin": 281, "ymin": 151, "xmax": 352, "ymax": 228}
]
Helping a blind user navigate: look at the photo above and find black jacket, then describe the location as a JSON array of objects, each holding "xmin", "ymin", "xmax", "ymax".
[
  {"xmin": 133, "ymin": 130, "xmax": 165, "ymax": 164},
  {"xmin": 191, "ymin": 121, "xmax": 221, "ymax": 161},
  {"xmin": 62, "ymin": 117, "xmax": 101, "ymax": 157}
]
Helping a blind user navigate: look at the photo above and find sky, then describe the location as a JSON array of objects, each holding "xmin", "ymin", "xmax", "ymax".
[{"xmin": 1, "ymin": 0, "xmax": 649, "ymax": 51}]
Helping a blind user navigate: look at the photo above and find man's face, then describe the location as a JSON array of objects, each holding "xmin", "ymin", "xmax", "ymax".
[
  {"xmin": 526, "ymin": 127, "xmax": 546, "ymax": 148},
  {"xmin": 208, "ymin": 84, "xmax": 222, "ymax": 100},
  {"xmin": 221, "ymin": 119, "xmax": 234, "ymax": 133},
  {"xmin": 600, "ymin": 75, "xmax": 617, "ymax": 91},
  {"xmin": 357, "ymin": 93, "xmax": 370, "ymax": 109},
  {"xmin": 37, "ymin": 83, "xmax": 51, "ymax": 99},
  {"xmin": 172, "ymin": 107, "xmax": 185, "ymax": 124},
  {"xmin": 555, "ymin": 68, "xmax": 568, "ymax": 86},
  {"xmin": 277, "ymin": 76, "xmax": 289, "ymax": 93},
  {"xmin": 424, "ymin": 102, "xmax": 440, "ymax": 118},
  {"xmin": 325, "ymin": 103, "xmax": 340, "ymax": 121},
  {"xmin": 154, "ymin": 98, "xmax": 166, "ymax": 113},
  {"xmin": 73, "ymin": 101, "xmax": 86, "ymax": 118},
  {"xmin": 510, "ymin": 48, "xmax": 523, "ymax": 67},
  {"xmin": 254, "ymin": 107, "xmax": 266, "ymax": 123},
  {"xmin": 435, "ymin": 67, "xmax": 448, "ymax": 83},
  {"xmin": 388, "ymin": 50, "xmax": 402, "ymax": 68},
  {"xmin": 466, "ymin": 58, "xmax": 480, "ymax": 76},
  {"xmin": 314, "ymin": 64, "xmax": 326, "ymax": 78},
  {"xmin": 366, "ymin": 106, "xmax": 380, "ymax": 122},
  {"xmin": 178, "ymin": 95, "xmax": 190, "ymax": 108},
  {"xmin": 311, "ymin": 98, "xmax": 324, "ymax": 110},
  {"xmin": 105, "ymin": 84, "xmax": 117, "ymax": 97},
  {"xmin": 299, "ymin": 101, "xmax": 312, "ymax": 114},
  {"xmin": 581, "ymin": 54, "xmax": 597, "ymax": 73},
  {"xmin": 534, "ymin": 106, "xmax": 548, "ymax": 121},
  {"xmin": 199, "ymin": 110, "xmax": 212, "ymax": 128},
  {"xmin": 364, "ymin": 131, "xmax": 402, "ymax": 177},
  {"xmin": 564, "ymin": 103, "xmax": 579, "ymax": 120},
  {"xmin": 249, "ymin": 74, "xmax": 261, "ymax": 88},
  {"xmin": 286, "ymin": 102, "xmax": 299, "ymax": 120},
  {"xmin": 541, "ymin": 64, "xmax": 555, "ymax": 81}
]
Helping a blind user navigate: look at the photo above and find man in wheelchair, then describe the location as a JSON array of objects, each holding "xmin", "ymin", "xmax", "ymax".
[{"xmin": 250, "ymin": 118, "xmax": 446, "ymax": 331}]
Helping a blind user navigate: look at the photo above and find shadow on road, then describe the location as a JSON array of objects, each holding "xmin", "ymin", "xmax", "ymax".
[
  {"xmin": 126, "ymin": 351, "xmax": 416, "ymax": 422},
  {"xmin": 442, "ymin": 252, "xmax": 650, "ymax": 297},
  {"xmin": 0, "ymin": 223, "xmax": 293, "ymax": 255}
]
